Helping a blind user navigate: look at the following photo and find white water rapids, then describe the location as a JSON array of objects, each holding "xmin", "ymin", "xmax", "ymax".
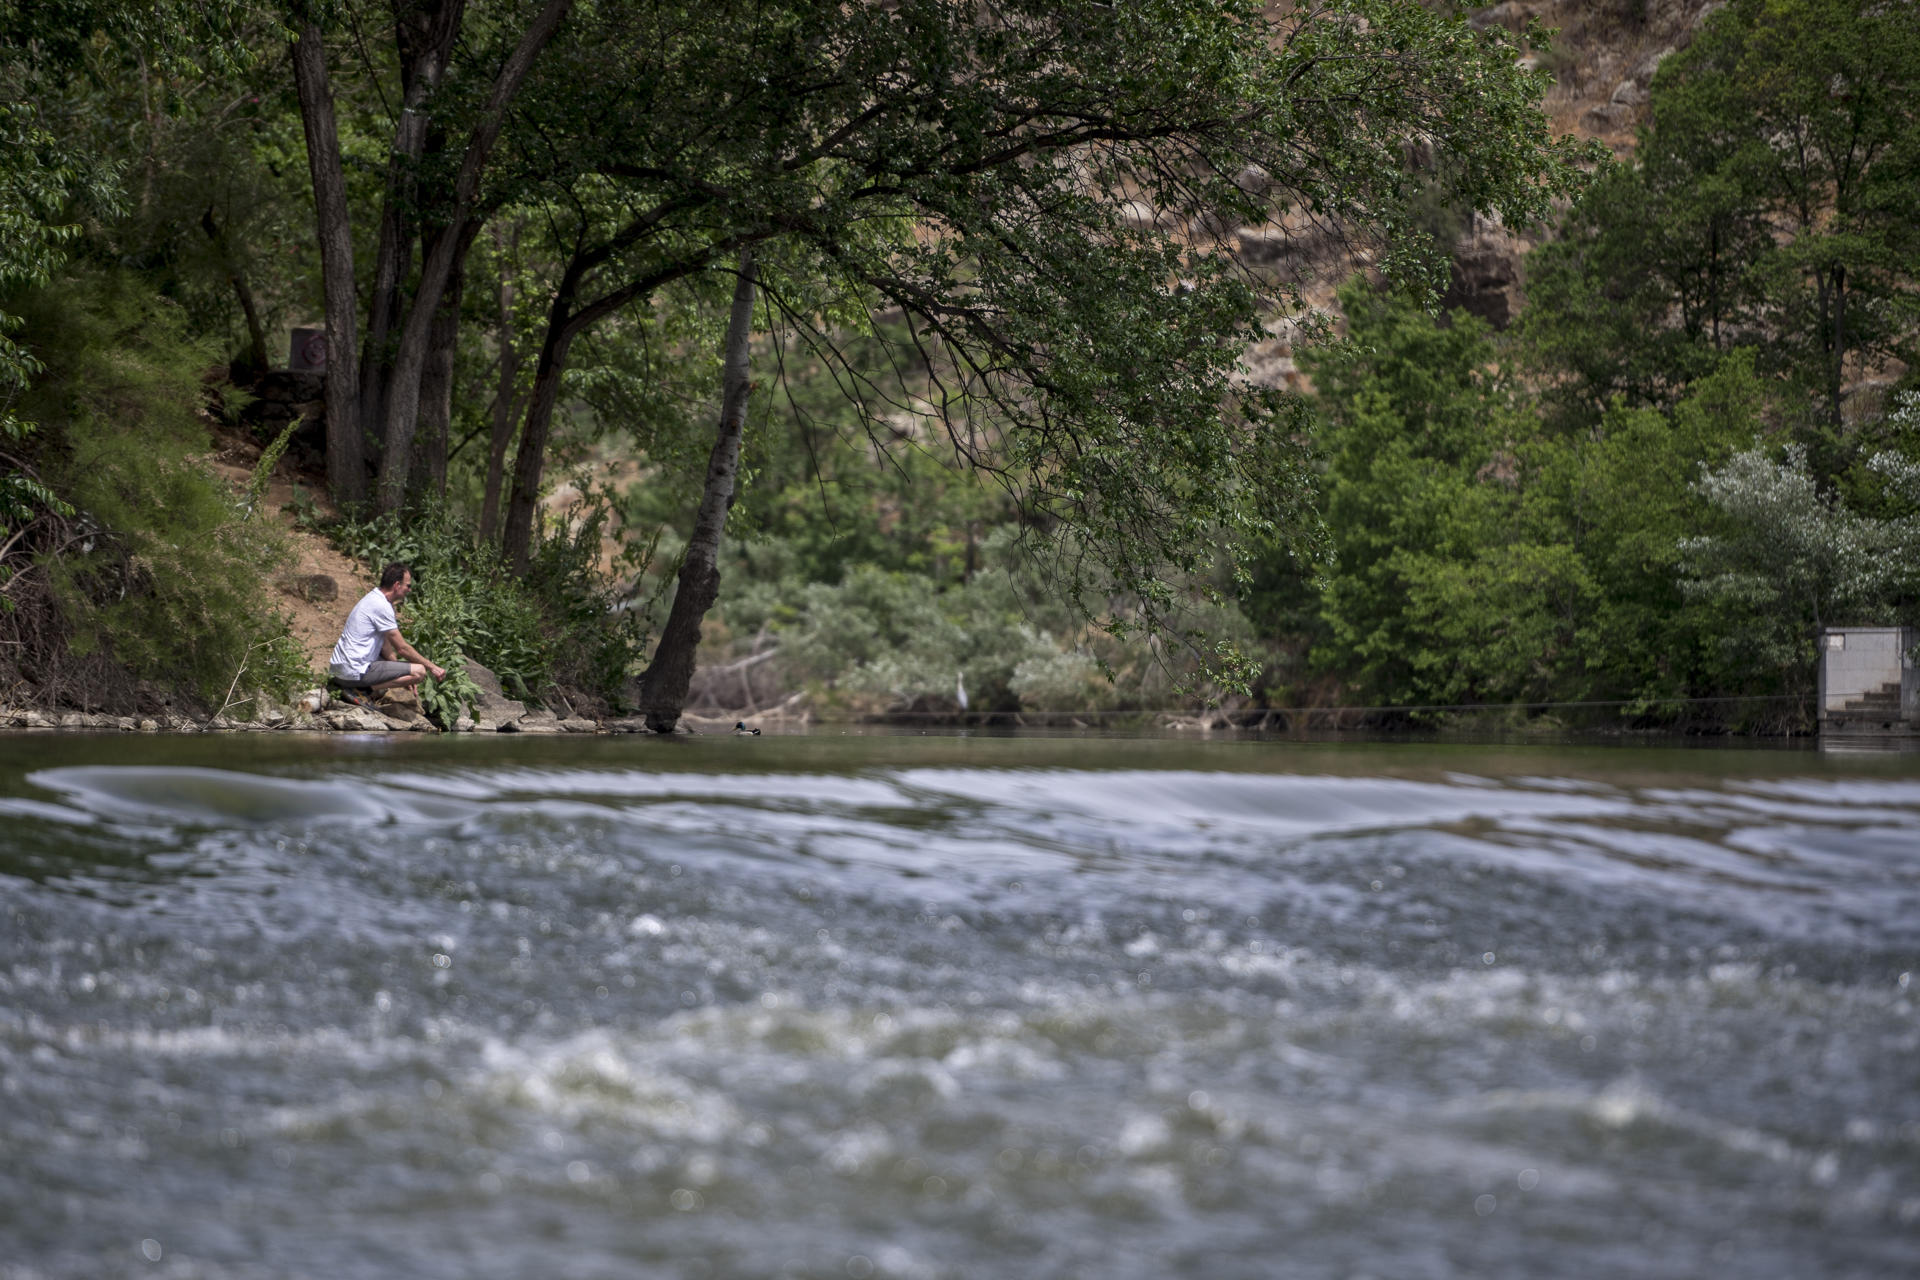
[{"xmin": 1, "ymin": 733, "xmax": 1915, "ymax": 1278}]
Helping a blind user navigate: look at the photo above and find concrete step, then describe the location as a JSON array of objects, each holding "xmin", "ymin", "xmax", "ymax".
[
  {"xmin": 1825, "ymin": 708, "xmax": 1911, "ymax": 727},
  {"xmin": 1839, "ymin": 680, "xmax": 1903, "ymax": 713},
  {"xmin": 1822, "ymin": 720, "xmax": 1920, "ymax": 739}
]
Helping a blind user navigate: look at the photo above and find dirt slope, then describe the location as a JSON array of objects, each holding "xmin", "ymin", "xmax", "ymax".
[{"xmin": 205, "ymin": 431, "xmax": 367, "ymax": 675}]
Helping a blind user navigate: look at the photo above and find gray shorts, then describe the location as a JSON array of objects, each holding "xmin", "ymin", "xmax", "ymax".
[{"xmin": 331, "ymin": 660, "xmax": 414, "ymax": 688}]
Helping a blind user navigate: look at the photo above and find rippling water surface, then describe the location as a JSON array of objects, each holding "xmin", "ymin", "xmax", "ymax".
[{"xmin": 1, "ymin": 731, "xmax": 1917, "ymax": 1279}]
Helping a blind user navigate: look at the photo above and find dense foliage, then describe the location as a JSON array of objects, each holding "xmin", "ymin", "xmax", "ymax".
[
  {"xmin": 329, "ymin": 500, "xmax": 646, "ymax": 707},
  {"xmin": 4, "ymin": 0, "xmax": 1912, "ymax": 727},
  {"xmin": 1258, "ymin": 0, "xmax": 1920, "ymax": 729},
  {"xmin": 0, "ymin": 270, "xmax": 308, "ymax": 708}
]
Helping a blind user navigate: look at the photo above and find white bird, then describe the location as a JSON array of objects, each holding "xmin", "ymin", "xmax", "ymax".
[{"xmin": 955, "ymin": 671, "xmax": 969, "ymax": 713}]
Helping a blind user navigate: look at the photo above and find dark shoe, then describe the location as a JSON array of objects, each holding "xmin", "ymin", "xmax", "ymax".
[{"xmin": 340, "ymin": 688, "xmax": 374, "ymax": 709}]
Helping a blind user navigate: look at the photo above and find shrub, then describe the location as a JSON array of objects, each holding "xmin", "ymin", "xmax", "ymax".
[
  {"xmin": 1010, "ymin": 650, "xmax": 1118, "ymax": 713},
  {"xmin": 418, "ymin": 658, "xmax": 484, "ymax": 728},
  {"xmin": 522, "ymin": 494, "xmax": 650, "ymax": 701},
  {"xmin": 5, "ymin": 268, "xmax": 306, "ymax": 708},
  {"xmin": 331, "ymin": 498, "xmax": 648, "ymax": 707},
  {"xmin": 332, "ymin": 504, "xmax": 551, "ymax": 699}
]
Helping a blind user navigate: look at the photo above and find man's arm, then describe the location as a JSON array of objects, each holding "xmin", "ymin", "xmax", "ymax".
[{"xmin": 381, "ymin": 628, "xmax": 446, "ymax": 681}]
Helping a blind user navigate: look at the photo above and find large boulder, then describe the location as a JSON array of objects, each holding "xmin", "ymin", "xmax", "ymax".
[
  {"xmin": 463, "ymin": 659, "xmax": 507, "ymax": 700},
  {"xmin": 379, "ymin": 685, "xmax": 423, "ymax": 712},
  {"xmin": 512, "ymin": 709, "xmax": 564, "ymax": 735},
  {"xmin": 472, "ymin": 692, "xmax": 526, "ymax": 731},
  {"xmin": 370, "ymin": 686, "xmax": 433, "ymax": 731},
  {"xmin": 1441, "ymin": 216, "xmax": 1531, "ymax": 330}
]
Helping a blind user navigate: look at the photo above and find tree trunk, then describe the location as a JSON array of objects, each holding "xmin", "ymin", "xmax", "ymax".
[
  {"xmin": 479, "ymin": 223, "xmax": 522, "ymax": 543},
  {"xmin": 638, "ymin": 252, "xmax": 757, "ymax": 733},
  {"xmin": 409, "ymin": 229, "xmax": 469, "ymax": 504},
  {"xmin": 360, "ymin": 2, "xmax": 465, "ymax": 448},
  {"xmin": 358, "ymin": 171, "xmax": 413, "ymax": 449},
  {"xmin": 374, "ymin": 0, "xmax": 574, "ymax": 513},
  {"xmin": 1830, "ymin": 263, "xmax": 1846, "ymax": 427},
  {"xmin": 497, "ymin": 230, "xmax": 739, "ymax": 569},
  {"xmin": 290, "ymin": 18, "xmax": 366, "ymax": 507},
  {"xmin": 500, "ymin": 298, "xmax": 580, "ymax": 574},
  {"xmin": 1708, "ymin": 218, "xmax": 1721, "ymax": 350},
  {"xmin": 200, "ymin": 208, "xmax": 269, "ymax": 371}
]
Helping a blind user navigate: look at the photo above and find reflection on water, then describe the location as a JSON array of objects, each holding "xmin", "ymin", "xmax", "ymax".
[{"xmin": 0, "ymin": 732, "xmax": 1916, "ymax": 1279}]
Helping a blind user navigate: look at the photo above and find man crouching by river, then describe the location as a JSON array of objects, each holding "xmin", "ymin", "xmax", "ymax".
[{"xmin": 328, "ymin": 562, "xmax": 446, "ymax": 705}]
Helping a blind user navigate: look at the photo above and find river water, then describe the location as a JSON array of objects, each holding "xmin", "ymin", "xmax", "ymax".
[{"xmin": 0, "ymin": 731, "xmax": 1916, "ymax": 1279}]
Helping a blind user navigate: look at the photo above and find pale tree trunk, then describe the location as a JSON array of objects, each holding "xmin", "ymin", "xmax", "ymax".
[
  {"xmin": 290, "ymin": 18, "xmax": 365, "ymax": 507},
  {"xmin": 479, "ymin": 223, "xmax": 522, "ymax": 543},
  {"xmin": 375, "ymin": 0, "xmax": 573, "ymax": 513},
  {"xmin": 408, "ymin": 220, "xmax": 480, "ymax": 504},
  {"xmin": 638, "ymin": 252, "xmax": 757, "ymax": 733}
]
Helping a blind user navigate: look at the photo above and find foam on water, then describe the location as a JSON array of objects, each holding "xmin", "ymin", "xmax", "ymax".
[{"xmin": 2, "ymin": 741, "xmax": 1918, "ymax": 1279}]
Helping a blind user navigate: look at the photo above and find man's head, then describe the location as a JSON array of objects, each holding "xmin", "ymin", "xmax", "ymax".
[{"xmin": 379, "ymin": 562, "xmax": 413, "ymax": 602}]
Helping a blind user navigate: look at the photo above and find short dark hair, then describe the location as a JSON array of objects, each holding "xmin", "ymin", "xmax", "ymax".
[{"xmin": 379, "ymin": 562, "xmax": 411, "ymax": 590}]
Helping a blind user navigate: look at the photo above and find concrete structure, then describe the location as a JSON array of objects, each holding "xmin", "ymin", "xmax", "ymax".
[
  {"xmin": 288, "ymin": 326, "xmax": 327, "ymax": 372},
  {"xmin": 1819, "ymin": 626, "xmax": 1920, "ymax": 738}
]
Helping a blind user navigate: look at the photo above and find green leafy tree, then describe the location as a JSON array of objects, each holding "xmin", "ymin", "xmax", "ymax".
[
  {"xmin": 484, "ymin": 0, "xmax": 1592, "ymax": 725},
  {"xmin": 1520, "ymin": 156, "xmax": 1767, "ymax": 425},
  {"xmin": 1532, "ymin": 354, "xmax": 1772, "ymax": 706},
  {"xmin": 0, "ymin": 58, "xmax": 120, "ymax": 535},
  {"xmin": 7, "ymin": 269, "xmax": 305, "ymax": 705},
  {"xmin": 1310, "ymin": 284, "xmax": 1794, "ymax": 718},
  {"xmin": 1682, "ymin": 445, "xmax": 1920, "ymax": 671},
  {"xmin": 1525, "ymin": 0, "xmax": 1920, "ymax": 435},
  {"xmin": 1307, "ymin": 283, "xmax": 1542, "ymax": 704}
]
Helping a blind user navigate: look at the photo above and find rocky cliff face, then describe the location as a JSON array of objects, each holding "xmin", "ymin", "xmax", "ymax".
[
  {"xmin": 1234, "ymin": 0, "xmax": 1727, "ymax": 385},
  {"xmin": 1440, "ymin": 0, "xmax": 1726, "ymax": 328}
]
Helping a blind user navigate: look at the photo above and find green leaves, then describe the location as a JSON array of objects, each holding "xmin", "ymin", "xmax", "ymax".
[
  {"xmin": 418, "ymin": 656, "xmax": 484, "ymax": 728},
  {"xmin": 331, "ymin": 498, "xmax": 647, "ymax": 705},
  {"xmin": 0, "ymin": 98, "xmax": 123, "ymax": 440},
  {"xmin": 1304, "ymin": 284, "xmax": 1827, "ymax": 717},
  {"xmin": 1536, "ymin": 0, "xmax": 1920, "ymax": 429},
  {"xmin": 332, "ymin": 504, "xmax": 555, "ymax": 699},
  {"xmin": 493, "ymin": 0, "xmax": 1590, "ymax": 683},
  {"xmin": 1681, "ymin": 443, "xmax": 1920, "ymax": 667}
]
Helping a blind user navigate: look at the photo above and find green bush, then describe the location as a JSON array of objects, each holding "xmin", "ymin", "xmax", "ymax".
[
  {"xmin": 522, "ymin": 496, "xmax": 650, "ymax": 701},
  {"xmin": 331, "ymin": 499, "xmax": 647, "ymax": 707},
  {"xmin": 7, "ymin": 268, "xmax": 308, "ymax": 706},
  {"xmin": 418, "ymin": 657, "xmax": 484, "ymax": 728},
  {"xmin": 710, "ymin": 531, "xmax": 1257, "ymax": 715},
  {"xmin": 331, "ymin": 505, "xmax": 551, "ymax": 699}
]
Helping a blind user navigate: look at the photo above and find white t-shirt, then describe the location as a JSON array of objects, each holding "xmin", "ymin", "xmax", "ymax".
[{"xmin": 329, "ymin": 587, "xmax": 398, "ymax": 678}]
